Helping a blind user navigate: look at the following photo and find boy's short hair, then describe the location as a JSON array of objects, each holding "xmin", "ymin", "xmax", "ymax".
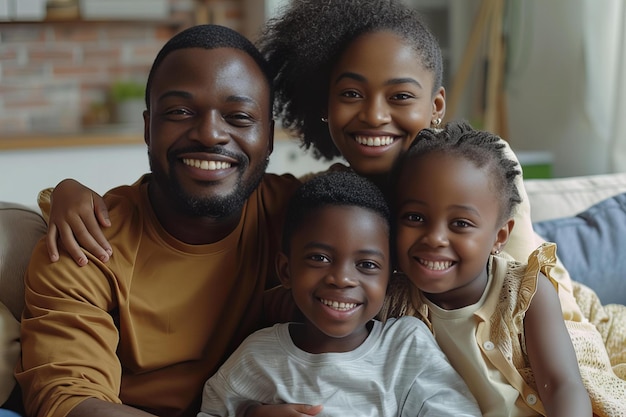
[{"xmin": 281, "ymin": 171, "xmax": 391, "ymax": 254}]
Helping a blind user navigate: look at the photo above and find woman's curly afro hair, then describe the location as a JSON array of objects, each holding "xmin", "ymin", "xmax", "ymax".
[{"xmin": 257, "ymin": 0, "xmax": 443, "ymax": 161}]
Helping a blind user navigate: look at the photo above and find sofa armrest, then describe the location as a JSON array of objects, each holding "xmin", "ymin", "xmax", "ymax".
[{"xmin": 0, "ymin": 202, "xmax": 46, "ymax": 320}]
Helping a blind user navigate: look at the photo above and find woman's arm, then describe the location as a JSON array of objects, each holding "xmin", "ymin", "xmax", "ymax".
[
  {"xmin": 500, "ymin": 140, "xmax": 582, "ymax": 321},
  {"xmin": 524, "ymin": 273, "xmax": 592, "ymax": 417},
  {"xmin": 45, "ymin": 179, "xmax": 112, "ymax": 266}
]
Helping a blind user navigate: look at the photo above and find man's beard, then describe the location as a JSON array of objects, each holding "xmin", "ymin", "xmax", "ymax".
[
  {"xmin": 172, "ymin": 164, "xmax": 266, "ymax": 218},
  {"xmin": 149, "ymin": 149, "xmax": 269, "ymax": 219}
]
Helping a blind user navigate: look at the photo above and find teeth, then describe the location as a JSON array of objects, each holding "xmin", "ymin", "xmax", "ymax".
[
  {"xmin": 320, "ymin": 298, "xmax": 357, "ymax": 311},
  {"xmin": 354, "ymin": 136, "xmax": 394, "ymax": 147},
  {"xmin": 182, "ymin": 158, "xmax": 232, "ymax": 170},
  {"xmin": 418, "ymin": 259, "xmax": 453, "ymax": 271}
]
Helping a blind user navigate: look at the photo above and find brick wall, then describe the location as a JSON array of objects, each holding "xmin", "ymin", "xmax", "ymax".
[{"xmin": 0, "ymin": 0, "xmax": 244, "ymax": 136}]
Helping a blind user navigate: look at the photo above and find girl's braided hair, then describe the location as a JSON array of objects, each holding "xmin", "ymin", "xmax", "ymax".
[{"xmin": 396, "ymin": 120, "xmax": 522, "ymax": 223}]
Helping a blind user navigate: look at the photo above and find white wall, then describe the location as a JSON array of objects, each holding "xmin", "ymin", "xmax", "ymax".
[
  {"xmin": 0, "ymin": 144, "xmax": 149, "ymax": 208},
  {"xmin": 505, "ymin": 0, "xmax": 609, "ymax": 177},
  {"xmin": 0, "ymin": 140, "xmax": 337, "ymax": 208}
]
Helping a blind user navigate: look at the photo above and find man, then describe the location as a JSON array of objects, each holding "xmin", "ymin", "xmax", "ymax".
[{"xmin": 16, "ymin": 24, "xmax": 301, "ymax": 417}]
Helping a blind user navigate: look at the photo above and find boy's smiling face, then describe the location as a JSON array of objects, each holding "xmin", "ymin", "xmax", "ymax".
[{"xmin": 277, "ymin": 205, "xmax": 390, "ymax": 353}]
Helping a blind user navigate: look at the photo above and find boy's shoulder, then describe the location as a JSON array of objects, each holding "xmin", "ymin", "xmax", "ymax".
[
  {"xmin": 383, "ymin": 315, "xmax": 428, "ymax": 330},
  {"xmin": 379, "ymin": 316, "xmax": 434, "ymax": 344},
  {"xmin": 237, "ymin": 323, "xmax": 288, "ymax": 351}
]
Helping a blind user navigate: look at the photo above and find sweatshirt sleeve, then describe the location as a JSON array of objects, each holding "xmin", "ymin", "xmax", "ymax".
[{"xmin": 15, "ymin": 239, "xmax": 123, "ymax": 417}]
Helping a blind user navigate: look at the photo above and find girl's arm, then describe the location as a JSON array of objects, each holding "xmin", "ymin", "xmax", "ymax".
[
  {"xmin": 524, "ymin": 273, "xmax": 592, "ymax": 417},
  {"xmin": 45, "ymin": 179, "xmax": 112, "ymax": 266}
]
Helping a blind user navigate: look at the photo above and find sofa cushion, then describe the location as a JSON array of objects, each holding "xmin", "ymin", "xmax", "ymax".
[
  {"xmin": 533, "ymin": 192, "xmax": 626, "ymax": 305},
  {"xmin": 524, "ymin": 172, "xmax": 626, "ymax": 222},
  {"xmin": 0, "ymin": 202, "xmax": 46, "ymax": 320}
]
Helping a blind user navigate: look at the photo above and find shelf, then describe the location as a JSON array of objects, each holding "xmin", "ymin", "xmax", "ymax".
[
  {"xmin": 0, "ymin": 17, "xmax": 187, "ymax": 26},
  {"xmin": 0, "ymin": 126, "xmax": 296, "ymax": 151},
  {"xmin": 0, "ymin": 129, "xmax": 144, "ymax": 150}
]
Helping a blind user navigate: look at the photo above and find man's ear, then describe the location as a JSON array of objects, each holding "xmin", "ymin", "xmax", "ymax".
[
  {"xmin": 276, "ymin": 252, "xmax": 292, "ymax": 289},
  {"xmin": 493, "ymin": 218, "xmax": 514, "ymax": 254},
  {"xmin": 143, "ymin": 110, "xmax": 150, "ymax": 146}
]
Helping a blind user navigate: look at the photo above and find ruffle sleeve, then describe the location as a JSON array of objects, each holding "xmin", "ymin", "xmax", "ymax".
[{"xmin": 511, "ymin": 242, "xmax": 558, "ymax": 335}]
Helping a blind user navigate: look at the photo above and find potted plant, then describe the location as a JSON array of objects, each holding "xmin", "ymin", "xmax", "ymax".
[{"xmin": 110, "ymin": 80, "xmax": 146, "ymax": 126}]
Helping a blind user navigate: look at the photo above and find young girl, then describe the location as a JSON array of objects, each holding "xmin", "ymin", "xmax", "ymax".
[
  {"xmin": 382, "ymin": 120, "xmax": 625, "ymax": 417},
  {"xmin": 197, "ymin": 171, "xmax": 480, "ymax": 417}
]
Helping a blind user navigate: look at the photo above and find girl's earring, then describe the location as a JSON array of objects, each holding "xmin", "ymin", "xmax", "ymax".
[
  {"xmin": 321, "ymin": 117, "xmax": 328, "ymax": 123},
  {"xmin": 492, "ymin": 247, "xmax": 501, "ymax": 255},
  {"xmin": 431, "ymin": 118, "xmax": 442, "ymax": 129}
]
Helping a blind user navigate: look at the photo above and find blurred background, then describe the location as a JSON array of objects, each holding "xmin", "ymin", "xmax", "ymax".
[{"xmin": 1, "ymin": 0, "xmax": 625, "ymax": 206}]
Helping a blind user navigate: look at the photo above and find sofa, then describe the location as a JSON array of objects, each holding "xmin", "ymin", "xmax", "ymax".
[
  {"xmin": 2, "ymin": 172, "xmax": 626, "ymax": 410},
  {"xmin": 524, "ymin": 172, "xmax": 626, "ymax": 305}
]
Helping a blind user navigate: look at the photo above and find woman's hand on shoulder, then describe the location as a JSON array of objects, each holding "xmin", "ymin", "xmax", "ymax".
[
  {"xmin": 47, "ymin": 179, "xmax": 112, "ymax": 266},
  {"xmin": 243, "ymin": 404, "xmax": 323, "ymax": 417}
]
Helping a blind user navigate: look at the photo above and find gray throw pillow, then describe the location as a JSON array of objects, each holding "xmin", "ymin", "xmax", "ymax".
[{"xmin": 533, "ymin": 192, "xmax": 626, "ymax": 305}]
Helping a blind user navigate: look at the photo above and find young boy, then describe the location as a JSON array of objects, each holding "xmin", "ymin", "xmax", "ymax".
[{"xmin": 198, "ymin": 171, "xmax": 480, "ymax": 417}]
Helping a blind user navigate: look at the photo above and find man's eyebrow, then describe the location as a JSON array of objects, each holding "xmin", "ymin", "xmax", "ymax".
[
  {"xmin": 156, "ymin": 91, "xmax": 257, "ymax": 105},
  {"xmin": 226, "ymin": 95, "xmax": 256, "ymax": 105},
  {"xmin": 334, "ymin": 72, "xmax": 423, "ymax": 89},
  {"xmin": 157, "ymin": 90, "xmax": 192, "ymax": 101}
]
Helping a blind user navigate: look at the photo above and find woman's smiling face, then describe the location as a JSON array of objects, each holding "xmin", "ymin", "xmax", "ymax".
[{"xmin": 327, "ymin": 31, "xmax": 445, "ymax": 176}]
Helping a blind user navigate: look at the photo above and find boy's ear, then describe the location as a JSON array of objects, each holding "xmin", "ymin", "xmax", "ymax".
[
  {"xmin": 276, "ymin": 252, "xmax": 292, "ymax": 289},
  {"xmin": 493, "ymin": 218, "xmax": 514, "ymax": 254}
]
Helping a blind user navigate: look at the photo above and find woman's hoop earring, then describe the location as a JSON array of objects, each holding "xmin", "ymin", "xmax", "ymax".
[
  {"xmin": 321, "ymin": 117, "xmax": 328, "ymax": 123},
  {"xmin": 431, "ymin": 118, "xmax": 442, "ymax": 128}
]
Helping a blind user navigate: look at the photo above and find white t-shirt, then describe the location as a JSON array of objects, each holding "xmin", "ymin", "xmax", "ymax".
[{"xmin": 198, "ymin": 316, "xmax": 480, "ymax": 417}]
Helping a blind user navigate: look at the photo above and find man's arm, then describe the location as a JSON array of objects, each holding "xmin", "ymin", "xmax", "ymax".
[
  {"xmin": 68, "ymin": 399, "xmax": 156, "ymax": 417},
  {"xmin": 16, "ymin": 239, "xmax": 123, "ymax": 417}
]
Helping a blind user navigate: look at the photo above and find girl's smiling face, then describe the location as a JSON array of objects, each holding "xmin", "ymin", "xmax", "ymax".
[
  {"xmin": 395, "ymin": 152, "xmax": 511, "ymax": 309},
  {"xmin": 327, "ymin": 31, "xmax": 445, "ymax": 177}
]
